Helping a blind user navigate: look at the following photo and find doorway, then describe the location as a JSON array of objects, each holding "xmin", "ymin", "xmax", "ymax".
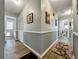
[
  {"xmin": 58, "ymin": 17, "xmax": 73, "ymax": 45},
  {"xmin": 5, "ymin": 16, "xmax": 16, "ymax": 40}
]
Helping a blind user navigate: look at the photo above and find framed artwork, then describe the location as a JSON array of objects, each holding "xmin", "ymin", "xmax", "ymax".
[
  {"xmin": 45, "ymin": 11, "xmax": 50, "ymax": 24},
  {"xmin": 69, "ymin": 22, "xmax": 71, "ymax": 26},
  {"xmin": 27, "ymin": 13, "xmax": 33, "ymax": 24},
  {"xmin": 77, "ymin": 0, "xmax": 78, "ymax": 14},
  {"xmin": 53, "ymin": 13, "xmax": 55, "ymax": 16},
  {"xmin": 55, "ymin": 20, "xmax": 57, "ymax": 26}
]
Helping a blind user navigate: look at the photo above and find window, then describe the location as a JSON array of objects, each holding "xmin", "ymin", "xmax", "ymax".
[{"xmin": 6, "ymin": 21, "xmax": 13, "ymax": 29}]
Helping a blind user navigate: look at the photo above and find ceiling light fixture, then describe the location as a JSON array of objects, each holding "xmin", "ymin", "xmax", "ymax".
[
  {"xmin": 65, "ymin": 25, "xmax": 69, "ymax": 29},
  {"xmin": 12, "ymin": 0, "xmax": 21, "ymax": 5},
  {"xmin": 64, "ymin": 9, "xmax": 72, "ymax": 15},
  {"xmin": 60, "ymin": 9, "xmax": 73, "ymax": 16}
]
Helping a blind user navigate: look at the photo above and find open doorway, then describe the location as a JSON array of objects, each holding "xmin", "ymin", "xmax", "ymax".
[
  {"xmin": 58, "ymin": 9, "xmax": 73, "ymax": 45},
  {"xmin": 4, "ymin": 0, "xmax": 28, "ymax": 59},
  {"xmin": 4, "ymin": 16, "xmax": 16, "ymax": 59},
  {"xmin": 5, "ymin": 16, "xmax": 16, "ymax": 39}
]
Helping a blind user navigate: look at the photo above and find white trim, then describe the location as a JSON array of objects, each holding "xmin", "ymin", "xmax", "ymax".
[
  {"xmin": 19, "ymin": 39, "xmax": 41, "ymax": 57},
  {"xmin": 18, "ymin": 30, "xmax": 54, "ymax": 34},
  {"xmin": 40, "ymin": 39, "xmax": 58, "ymax": 58},
  {"xmin": 23, "ymin": 43, "xmax": 41, "ymax": 57},
  {"xmin": 73, "ymin": 32, "xmax": 78, "ymax": 36},
  {"xmin": 5, "ymin": 16, "xmax": 16, "ymax": 20},
  {"xmin": 19, "ymin": 39, "xmax": 58, "ymax": 58}
]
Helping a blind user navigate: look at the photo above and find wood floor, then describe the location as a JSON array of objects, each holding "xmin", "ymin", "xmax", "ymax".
[
  {"xmin": 16, "ymin": 41, "xmax": 74, "ymax": 59},
  {"xmin": 15, "ymin": 41, "xmax": 31, "ymax": 59},
  {"xmin": 5, "ymin": 37, "xmax": 74, "ymax": 59}
]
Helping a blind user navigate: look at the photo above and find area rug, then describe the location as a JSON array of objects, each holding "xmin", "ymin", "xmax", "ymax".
[
  {"xmin": 51, "ymin": 42, "xmax": 73, "ymax": 59},
  {"xmin": 20, "ymin": 52, "xmax": 38, "ymax": 59}
]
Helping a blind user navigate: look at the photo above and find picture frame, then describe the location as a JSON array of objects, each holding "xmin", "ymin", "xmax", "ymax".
[
  {"xmin": 77, "ymin": 0, "xmax": 78, "ymax": 14},
  {"xmin": 27, "ymin": 13, "xmax": 33, "ymax": 24},
  {"xmin": 55, "ymin": 20, "xmax": 57, "ymax": 26},
  {"xmin": 45, "ymin": 11, "xmax": 50, "ymax": 24},
  {"xmin": 53, "ymin": 13, "xmax": 55, "ymax": 16},
  {"xmin": 69, "ymin": 22, "xmax": 71, "ymax": 26}
]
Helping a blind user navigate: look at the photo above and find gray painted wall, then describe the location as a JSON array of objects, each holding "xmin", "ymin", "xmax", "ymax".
[
  {"xmin": 73, "ymin": 34, "xmax": 78, "ymax": 59},
  {"xmin": 0, "ymin": 0, "xmax": 4, "ymax": 59},
  {"xmin": 24, "ymin": 32, "xmax": 42, "ymax": 54},
  {"xmin": 72, "ymin": 0, "xmax": 78, "ymax": 59},
  {"xmin": 41, "ymin": 32, "xmax": 57, "ymax": 54},
  {"xmin": 24, "ymin": 32, "xmax": 57, "ymax": 54}
]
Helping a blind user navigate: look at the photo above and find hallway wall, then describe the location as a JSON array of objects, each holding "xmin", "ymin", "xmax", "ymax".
[
  {"xmin": 5, "ymin": 12, "xmax": 18, "ymax": 17},
  {"xmin": 0, "ymin": 0, "xmax": 4, "ymax": 59},
  {"xmin": 72, "ymin": 0, "xmax": 78, "ymax": 33},
  {"xmin": 72, "ymin": 0, "xmax": 78, "ymax": 59},
  {"xmin": 41, "ymin": 0, "xmax": 58, "ymax": 32},
  {"xmin": 18, "ymin": 0, "xmax": 58, "ymax": 32},
  {"xmin": 18, "ymin": 0, "xmax": 41, "ymax": 32},
  {"xmin": 17, "ymin": 0, "xmax": 41, "ymax": 44},
  {"xmin": 17, "ymin": 0, "xmax": 58, "ymax": 56}
]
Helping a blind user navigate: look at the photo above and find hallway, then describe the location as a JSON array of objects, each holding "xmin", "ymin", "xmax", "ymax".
[
  {"xmin": 58, "ymin": 36, "xmax": 73, "ymax": 48},
  {"xmin": 4, "ymin": 37, "xmax": 31, "ymax": 59},
  {"xmin": 4, "ymin": 37, "xmax": 74, "ymax": 59},
  {"xmin": 4, "ymin": 0, "xmax": 77, "ymax": 59}
]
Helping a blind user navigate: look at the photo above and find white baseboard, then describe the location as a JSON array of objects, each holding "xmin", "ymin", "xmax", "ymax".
[
  {"xmin": 23, "ymin": 43, "xmax": 41, "ymax": 57},
  {"xmin": 19, "ymin": 39, "xmax": 41, "ymax": 57},
  {"xmin": 73, "ymin": 32, "xmax": 78, "ymax": 36},
  {"xmin": 19, "ymin": 31, "xmax": 54, "ymax": 34},
  {"xmin": 19, "ymin": 39, "xmax": 58, "ymax": 58},
  {"xmin": 40, "ymin": 39, "xmax": 58, "ymax": 58}
]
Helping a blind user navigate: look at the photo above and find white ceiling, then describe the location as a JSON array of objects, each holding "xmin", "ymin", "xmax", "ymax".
[
  {"xmin": 5, "ymin": 0, "xmax": 72, "ymax": 16},
  {"xmin": 5, "ymin": 0, "xmax": 28, "ymax": 16},
  {"xmin": 49, "ymin": 0, "xmax": 72, "ymax": 16}
]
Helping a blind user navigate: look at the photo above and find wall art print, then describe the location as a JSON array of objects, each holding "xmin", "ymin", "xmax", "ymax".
[{"xmin": 27, "ymin": 13, "xmax": 33, "ymax": 24}]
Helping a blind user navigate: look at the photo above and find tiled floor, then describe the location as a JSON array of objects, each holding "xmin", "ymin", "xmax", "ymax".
[{"xmin": 4, "ymin": 37, "xmax": 74, "ymax": 59}]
